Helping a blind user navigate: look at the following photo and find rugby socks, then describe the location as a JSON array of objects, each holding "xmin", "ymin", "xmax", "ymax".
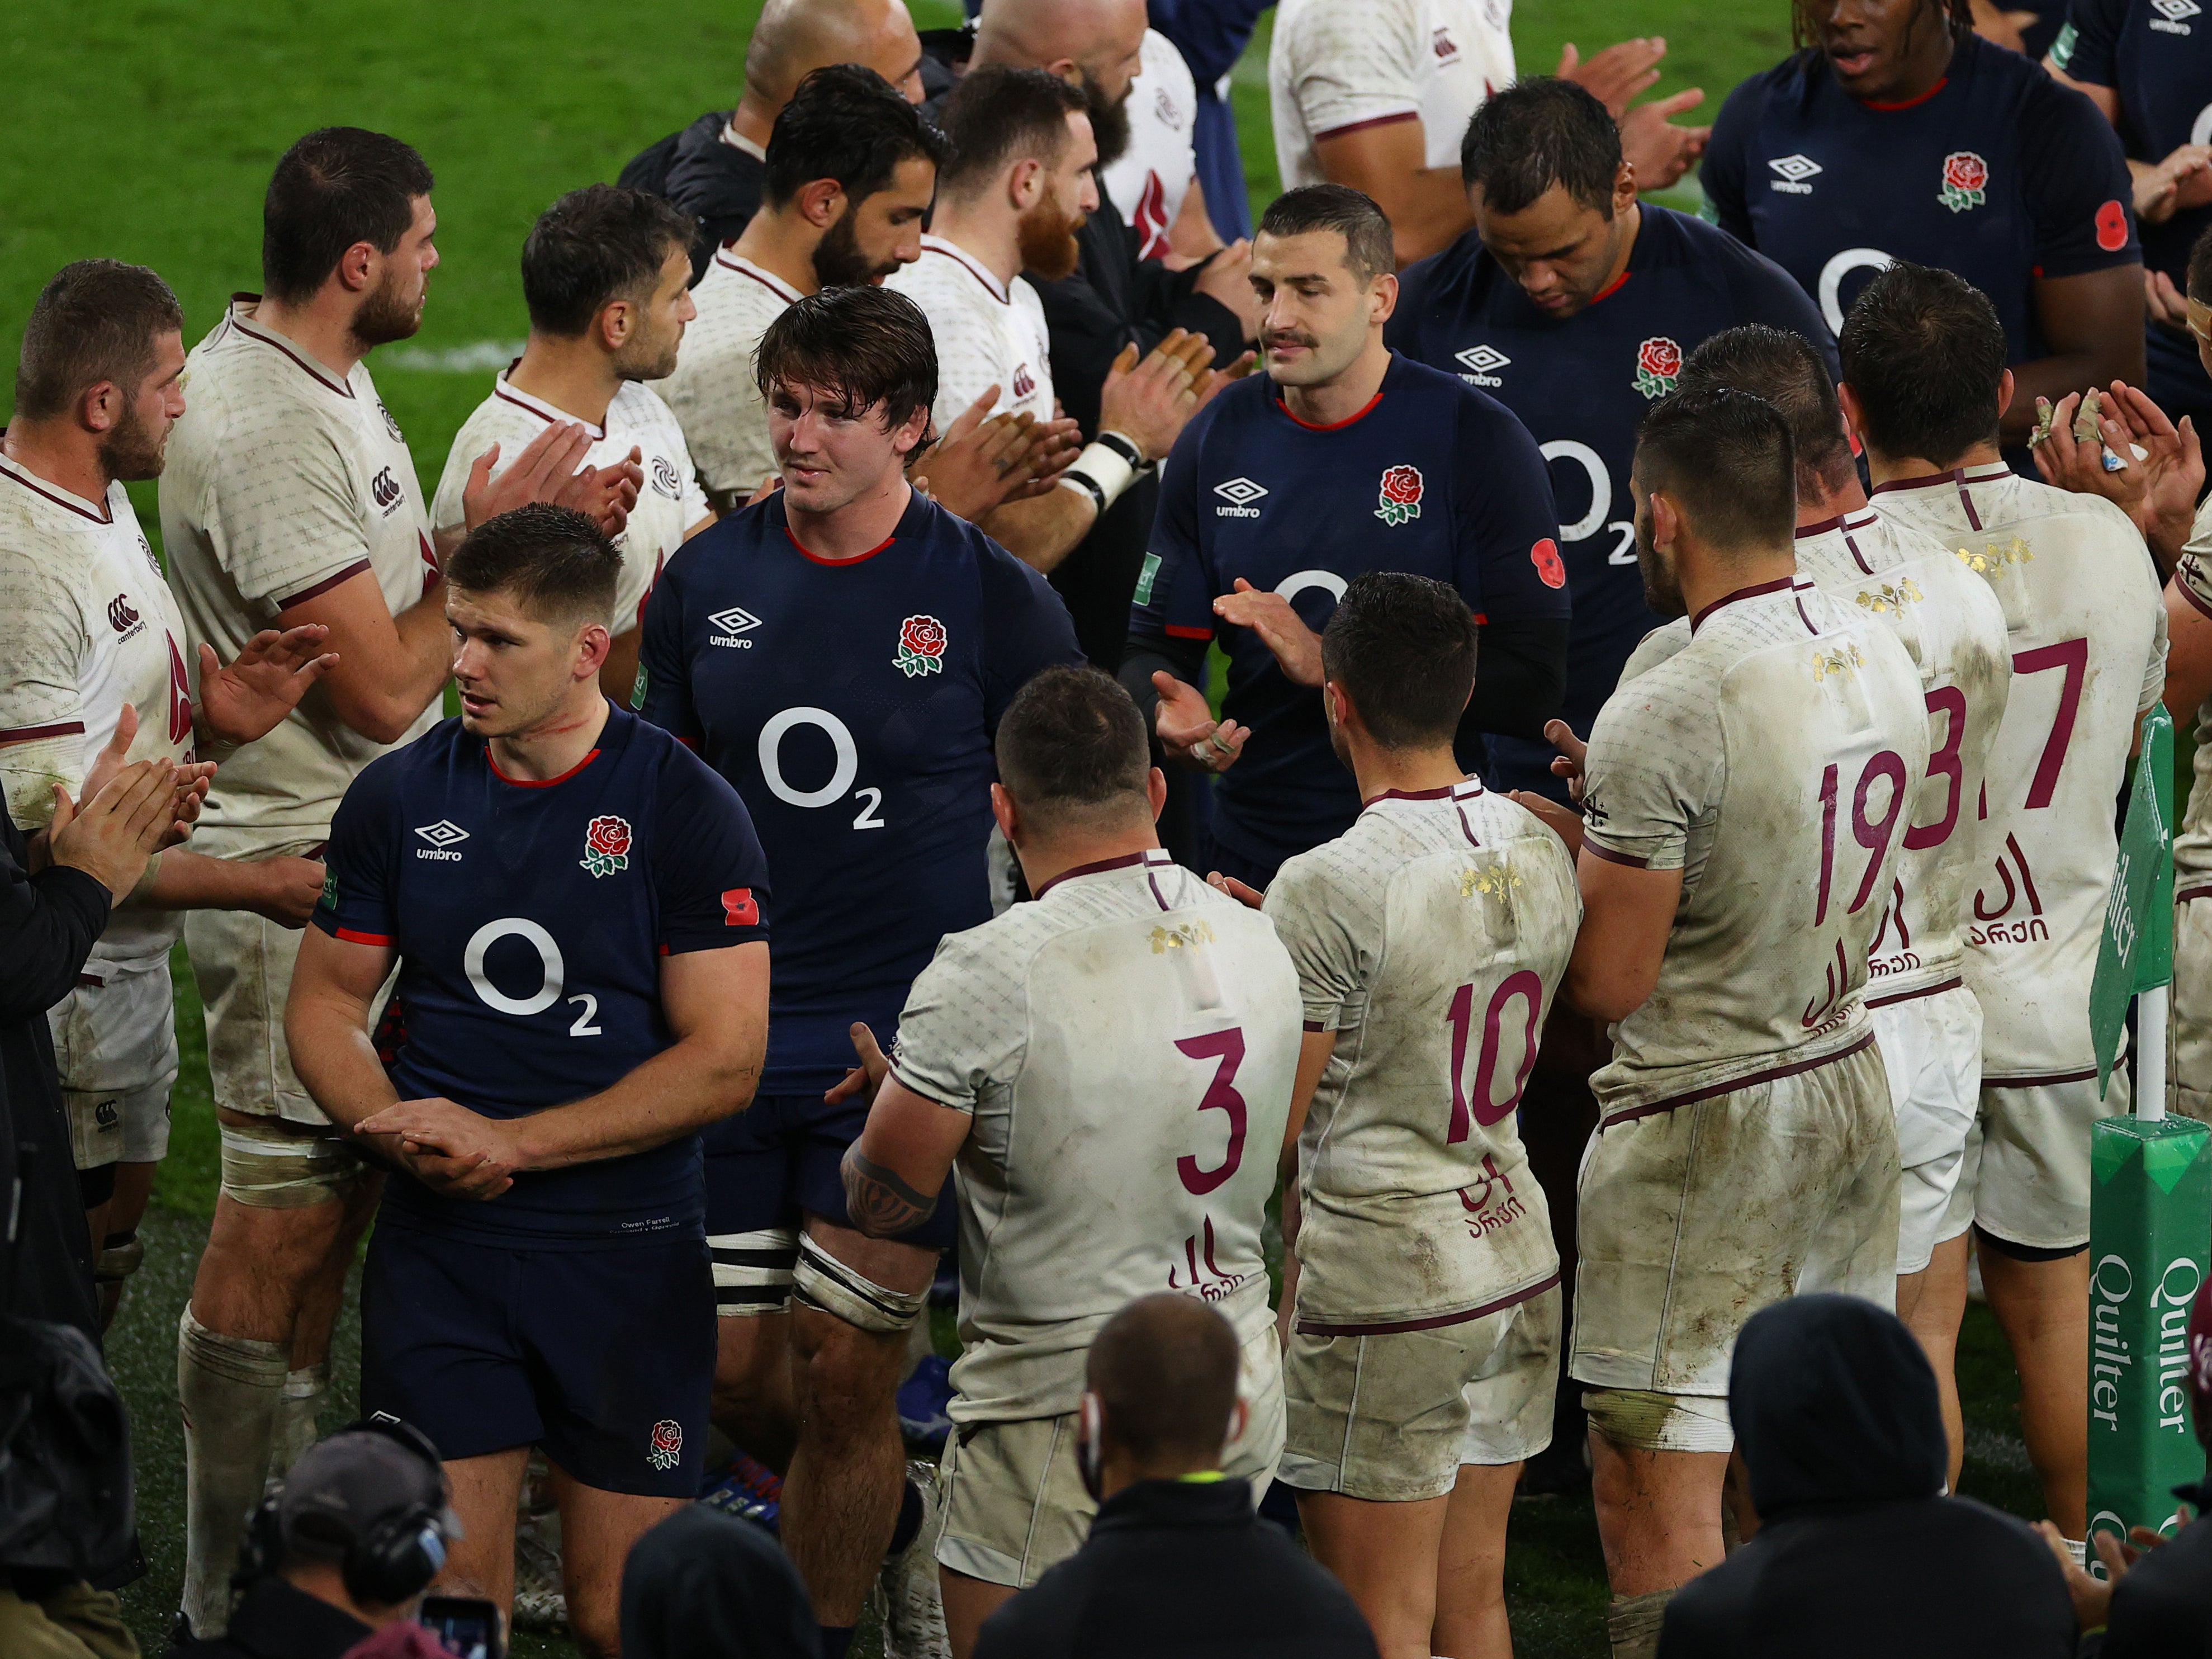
[
  {"xmin": 1605, "ymin": 1589, "xmax": 1671, "ymax": 1659},
  {"xmin": 819, "ymin": 1625, "xmax": 857, "ymax": 1659},
  {"xmin": 177, "ymin": 1305, "xmax": 287, "ymax": 1638},
  {"xmin": 885, "ymin": 1478, "xmax": 925, "ymax": 1558},
  {"xmin": 271, "ymin": 1362, "xmax": 330, "ymax": 1479}
]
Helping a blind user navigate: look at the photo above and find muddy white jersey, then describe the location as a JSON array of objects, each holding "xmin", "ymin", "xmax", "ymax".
[
  {"xmin": 2169, "ymin": 503, "xmax": 2212, "ymax": 898},
  {"xmin": 1875, "ymin": 468, "xmax": 2166, "ymax": 1080},
  {"xmin": 1101, "ymin": 30, "xmax": 1201, "ymax": 261},
  {"xmin": 162, "ymin": 297, "xmax": 440, "ymax": 833},
  {"xmin": 1581, "ymin": 577, "xmax": 1929, "ymax": 1113},
  {"xmin": 432, "ymin": 371, "xmax": 706, "ymax": 638},
  {"xmin": 659, "ymin": 249, "xmax": 801, "ymax": 499},
  {"xmin": 1791, "ymin": 509, "xmax": 2014, "ymax": 1002},
  {"xmin": 1270, "ymin": 0, "xmax": 1515, "ymax": 191},
  {"xmin": 889, "ymin": 851, "xmax": 1299, "ymax": 1422},
  {"xmin": 884, "ymin": 237, "xmax": 1056, "ymax": 432},
  {"xmin": 0, "ymin": 456, "xmax": 192, "ymax": 965},
  {"xmin": 1264, "ymin": 779, "xmax": 1576, "ymax": 1329}
]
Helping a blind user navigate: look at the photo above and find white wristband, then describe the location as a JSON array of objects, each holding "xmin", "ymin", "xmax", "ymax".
[{"xmin": 1057, "ymin": 441, "xmax": 1139, "ymax": 515}]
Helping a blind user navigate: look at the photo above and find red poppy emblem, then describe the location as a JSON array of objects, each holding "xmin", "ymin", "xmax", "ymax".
[
  {"xmin": 722, "ymin": 887, "xmax": 759, "ymax": 927},
  {"xmin": 1531, "ymin": 538, "xmax": 1566, "ymax": 589},
  {"xmin": 2095, "ymin": 199, "xmax": 2129, "ymax": 253}
]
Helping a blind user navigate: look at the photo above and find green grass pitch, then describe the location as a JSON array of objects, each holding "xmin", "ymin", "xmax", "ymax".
[{"xmin": 3, "ymin": 2, "xmax": 2052, "ymax": 1653}]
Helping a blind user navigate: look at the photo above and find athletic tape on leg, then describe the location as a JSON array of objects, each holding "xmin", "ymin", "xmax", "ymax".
[
  {"xmin": 178, "ymin": 1306, "xmax": 287, "ymax": 1637},
  {"xmin": 94, "ymin": 1234, "xmax": 145, "ymax": 1287},
  {"xmin": 1582, "ymin": 1387, "xmax": 1734, "ymax": 1453},
  {"xmin": 1606, "ymin": 1588, "xmax": 1673, "ymax": 1659},
  {"xmin": 217, "ymin": 1121, "xmax": 365, "ymax": 1209},
  {"xmin": 793, "ymin": 1235, "xmax": 927, "ymax": 1333},
  {"xmin": 711, "ymin": 1227, "xmax": 799, "ymax": 1316}
]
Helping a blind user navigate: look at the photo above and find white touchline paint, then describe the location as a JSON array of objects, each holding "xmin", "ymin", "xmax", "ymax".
[{"xmin": 380, "ymin": 339, "xmax": 525, "ymax": 372}]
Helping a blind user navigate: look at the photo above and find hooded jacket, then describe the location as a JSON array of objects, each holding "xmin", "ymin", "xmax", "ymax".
[
  {"xmin": 1659, "ymin": 1294, "xmax": 2075, "ymax": 1659},
  {"xmin": 618, "ymin": 112, "xmax": 765, "ymax": 285},
  {"xmin": 618, "ymin": 1505, "xmax": 817, "ymax": 1659}
]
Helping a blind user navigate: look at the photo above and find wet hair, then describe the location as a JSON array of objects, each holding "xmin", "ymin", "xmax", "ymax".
[
  {"xmin": 762, "ymin": 64, "xmax": 951, "ymax": 209},
  {"xmin": 1837, "ymin": 262, "xmax": 2006, "ymax": 466},
  {"xmin": 995, "ymin": 665, "xmax": 1152, "ymax": 825},
  {"xmin": 1087, "ymin": 1294, "xmax": 1242, "ymax": 1467},
  {"xmin": 444, "ymin": 503, "xmax": 619, "ymax": 626},
  {"xmin": 262, "ymin": 127, "xmax": 434, "ymax": 304},
  {"xmin": 935, "ymin": 65, "xmax": 1087, "ymax": 197},
  {"xmin": 1459, "ymin": 78, "xmax": 1622, "ymax": 216},
  {"xmin": 753, "ymin": 284, "xmax": 937, "ymax": 431},
  {"xmin": 521, "ymin": 185, "xmax": 695, "ymax": 337},
  {"xmin": 1633, "ymin": 385, "xmax": 1797, "ymax": 551},
  {"xmin": 1677, "ymin": 325, "xmax": 1855, "ymax": 500},
  {"xmin": 1321, "ymin": 573, "xmax": 1479, "ymax": 748},
  {"xmin": 12, "ymin": 259, "xmax": 183, "ymax": 422},
  {"xmin": 1257, "ymin": 185, "xmax": 1394, "ymax": 285}
]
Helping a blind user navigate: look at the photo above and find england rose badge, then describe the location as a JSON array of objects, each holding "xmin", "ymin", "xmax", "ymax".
[
  {"xmin": 581, "ymin": 814, "xmax": 632, "ymax": 878},
  {"xmin": 1634, "ymin": 337, "xmax": 1682, "ymax": 400},
  {"xmin": 894, "ymin": 614, "xmax": 947, "ymax": 677},
  {"xmin": 1375, "ymin": 464, "xmax": 1424, "ymax": 527}
]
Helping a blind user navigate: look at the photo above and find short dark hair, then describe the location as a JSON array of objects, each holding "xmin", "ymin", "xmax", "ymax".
[
  {"xmin": 935, "ymin": 65, "xmax": 1087, "ymax": 197},
  {"xmin": 1088, "ymin": 1294, "xmax": 1240, "ymax": 1467},
  {"xmin": 754, "ymin": 285, "xmax": 936, "ymax": 431},
  {"xmin": 12, "ymin": 259, "xmax": 184, "ymax": 422},
  {"xmin": 996, "ymin": 666, "xmax": 1150, "ymax": 823},
  {"xmin": 1459, "ymin": 78, "xmax": 1622, "ymax": 216},
  {"xmin": 764, "ymin": 64, "xmax": 952, "ymax": 210},
  {"xmin": 1836, "ymin": 262, "xmax": 2006, "ymax": 467},
  {"xmin": 1678, "ymin": 325, "xmax": 1853, "ymax": 500},
  {"xmin": 1321, "ymin": 573, "xmax": 1478, "ymax": 748},
  {"xmin": 520, "ymin": 185, "xmax": 695, "ymax": 337},
  {"xmin": 1257, "ymin": 185, "xmax": 1394, "ymax": 285},
  {"xmin": 445, "ymin": 503, "xmax": 620, "ymax": 626},
  {"xmin": 2190, "ymin": 223, "xmax": 2212, "ymax": 303},
  {"xmin": 262, "ymin": 127, "xmax": 435, "ymax": 305},
  {"xmin": 1634, "ymin": 385, "xmax": 1797, "ymax": 551}
]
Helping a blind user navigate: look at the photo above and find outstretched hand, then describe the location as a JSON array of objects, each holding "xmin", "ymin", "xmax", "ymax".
[
  {"xmin": 824, "ymin": 1022, "xmax": 891, "ymax": 1107},
  {"xmin": 197, "ymin": 625, "xmax": 338, "ymax": 746},
  {"xmin": 1152, "ymin": 671, "xmax": 1248, "ymax": 772},
  {"xmin": 1206, "ymin": 872, "xmax": 1266, "ymax": 909}
]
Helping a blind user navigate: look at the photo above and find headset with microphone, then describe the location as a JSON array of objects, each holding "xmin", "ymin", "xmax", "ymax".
[{"xmin": 234, "ymin": 1415, "xmax": 454, "ymax": 1609}]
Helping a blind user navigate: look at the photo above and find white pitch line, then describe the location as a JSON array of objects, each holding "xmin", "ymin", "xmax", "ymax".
[{"xmin": 380, "ymin": 339, "xmax": 525, "ymax": 373}]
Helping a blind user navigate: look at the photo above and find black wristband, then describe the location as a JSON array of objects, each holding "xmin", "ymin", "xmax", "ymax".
[
  {"xmin": 1093, "ymin": 430, "xmax": 1145, "ymax": 471},
  {"xmin": 1059, "ymin": 467, "xmax": 1107, "ymax": 514}
]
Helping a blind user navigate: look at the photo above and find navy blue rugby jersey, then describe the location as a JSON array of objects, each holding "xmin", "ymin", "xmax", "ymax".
[
  {"xmin": 1128, "ymin": 352, "xmax": 1567, "ymax": 868},
  {"xmin": 314, "ymin": 706, "xmax": 770, "ymax": 1247},
  {"xmin": 637, "ymin": 486, "xmax": 1082, "ymax": 1095},
  {"xmin": 1704, "ymin": 33, "xmax": 2137, "ymax": 366},
  {"xmin": 2052, "ymin": 0, "xmax": 2212, "ymax": 423},
  {"xmin": 1390, "ymin": 205, "xmax": 1835, "ymax": 796}
]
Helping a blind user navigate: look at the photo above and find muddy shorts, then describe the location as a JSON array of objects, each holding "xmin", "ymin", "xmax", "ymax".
[
  {"xmin": 49, "ymin": 953, "xmax": 179, "ymax": 1169},
  {"xmin": 1869, "ymin": 984, "xmax": 1983, "ymax": 1275}
]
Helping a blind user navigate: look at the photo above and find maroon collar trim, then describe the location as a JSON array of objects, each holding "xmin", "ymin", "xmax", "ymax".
[
  {"xmin": 0, "ymin": 450, "xmax": 112, "ymax": 524},
  {"xmin": 1364, "ymin": 778, "xmax": 1485, "ymax": 807},
  {"xmin": 225, "ymin": 297, "xmax": 355, "ymax": 398},
  {"xmin": 1034, "ymin": 848, "xmax": 1173, "ymax": 898},
  {"xmin": 1689, "ymin": 575, "xmax": 1798, "ymax": 633}
]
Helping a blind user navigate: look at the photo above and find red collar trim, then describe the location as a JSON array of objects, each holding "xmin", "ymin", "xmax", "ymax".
[
  {"xmin": 225, "ymin": 297, "xmax": 356, "ymax": 398},
  {"xmin": 1690, "ymin": 575, "xmax": 1798, "ymax": 632},
  {"xmin": 783, "ymin": 524, "xmax": 897, "ymax": 566},
  {"xmin": 1591, "ymin": 268, "xmax": 1632, "ymax": 305},
  {"xmin": 1364, "ymin": 778, "xmax": 1484, "ymax": 807},
  {"xmin": 0, "ymin": 449, "xmax": 113, "ymax": 524},
  {"xmin": 1034, "ymin": 848, "xmax": 1173, "ymax": 897},
  {"xmin": 486, "ymin": 744, "xmax": 601, "ymax": 788},
  {"xmin": 1857, "ymin": 75, "xmax": 1948, "ymax": 111},
  {"xmin": 1276, "ymin": 388, "xmax": 1384, "ymax": 432}
]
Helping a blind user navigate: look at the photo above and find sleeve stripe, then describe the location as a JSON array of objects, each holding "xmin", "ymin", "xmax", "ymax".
[
  {"xmin": 274, "ymin": 559, "xmax": 375, "ymax": 611},
  {"xmin": 333, "ymin": 926, "xmax": 392, "ymax": 946},
  {"xmin": 1313, "ymin": 110, "xmax": 1421, "ymax": 141},
  {"xmin": 0, "ymin": 720, "xmax": 87, "ymax": 743},
  {"xmin": 1164, "ymin": 623, "xmax": 1215, "ymax": 639},
  {"xmin": 2177, "ymin": 577, "xmax": 2212, "ymax": 624},
  {"xmin": 1582, "ymin": 842, "xmax": 1651, "ymax": 869}
]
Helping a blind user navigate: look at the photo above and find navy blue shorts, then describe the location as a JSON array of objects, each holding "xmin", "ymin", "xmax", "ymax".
[
  {"xmin": 360, "ymin": 1223, "xmax": 713, "ymax": 1496},
  {"xmin": 704, "ymin": 1092, "xmax": 956, "ymax": 1252}
]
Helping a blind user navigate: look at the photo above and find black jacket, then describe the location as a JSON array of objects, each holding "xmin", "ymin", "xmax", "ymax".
[
  {"xmin": 619, "ymin": 1505, "xmax": 818, "ymax": 1659},
  {"xmin": 619, "ymin": 111, "xmax": 766, "ymax": 284},
  {"xmin": 1660, "ymin": 1294, "xmax": 2076, "ymax": 1659},
  {"xmin": 164, "ymin": 1576, "xmax": 372, "ymax": 1659},
  {"xmin": 2086, "ymin": 1481, "xmax": 2212, "ymax": 1657},
  {"xmin": 974, "ymin": 1477, "xmax": 1378, "ymax": 1659}
]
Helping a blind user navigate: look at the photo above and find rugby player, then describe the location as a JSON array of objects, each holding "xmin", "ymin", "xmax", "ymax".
[
  {"xmin": 1098, "ymin": 29, "xmax": 1220, "ymax": 263},
  {"xmin": 434, "ymin": 185, "xmax": 712, "ymax": 707},
  {"xmin": 636, "ymin": 284, "xmax": 1082, "ymax": 1657},
  {"xmin": 1253, "ymin": 573, "xmax": 1577, "ymax": 1659},
  {"xmin": 159, "ymin": 126, "xmax": 634, "ymax": 1638},
  {"xmin": 1527, "ymin": 386, "xmax": 1925, "ymax": 1656},
  {"xmin": 287, "ymin": 504, "xmax": 770, "ymax": 1659},
  {"xmin": 1702, "ymin": 0, "xmax": 2143, "ymax": 456},
  {"xmin": 1123, "ymin": 183, "xmax": 1569, "ymax": 891},
  {"xmin": 1840, "ymin": 262, "xmax": 2168, "ymax": 1548},
  {"xmin": 1390, "ymin": 78, "xmax": 1834, "ymax": 803},
  {"xmin": 0, "ymin": 260, "xmax": 328, "ymax": 1327},
  {"xmin": 834, "ymin": 664, "xmax": 1299, "ymax": 1657},
  {"xmin": 1671, "ymin": 324, "xmax": 2014, "ymax": 1476},
  {"xmin": 887, "ymin": 66, "xmax": 1238, "ymax": 575}
]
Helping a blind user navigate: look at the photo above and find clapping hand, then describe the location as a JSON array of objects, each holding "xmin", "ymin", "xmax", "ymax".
[
  {"xmin": 1213, "ymin": 578, "xmax": 1323, "ymax": 687},
  {"xmin": 197, "ymin": 625, "xmax": 337, "ymax": 746},
  {"xmin": 1152, "ymin": 672, "xmax": 1249, "ymax": 773}
]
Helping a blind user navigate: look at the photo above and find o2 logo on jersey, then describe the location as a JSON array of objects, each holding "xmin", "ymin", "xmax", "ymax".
[
  {"xmin": 893, "ymin": 614, "xmax": 948, "ymax": 677},
  {"xmin": 646, "ymin": 1419, "xmax": 683, "ymax": 1471},
  {"xmin": 650, "ymin": 456, "xmax": 681, "ymax": 499},
  {"xmin": 371, "ymin": 466, "xmax": 402, "ymax": 512},
  {"xmin": 1633, "ymin": 338, "xmax": 1682, "ymax": 400},
  {"xmin": 1374, "ymin": 465, "xmax": 1424, "ymax": 527},
  {"xmin": 1939, "ymin": 152, "xmax": 1988, "ymax": 214},
  {"xmin": 580, "ymin": 814, "xmax": 632, "ymax": 878}
]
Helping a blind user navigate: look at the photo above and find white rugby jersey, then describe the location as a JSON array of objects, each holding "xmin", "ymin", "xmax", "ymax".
[
  {"xmin": 1875, "ymin": 469, "xmax": 2166, "ymax": 1081},
  {"xmin": 1264, "ymin": 779, "xmax": 1576, "ymax": 1330},
  {"xmin": 0, "ymin": 455, "xmax": 192, "ymax": 965},
  {"xmin": 889, "ymin": 850, "xmax": 1299, "ymax": 1422},
  {"xmin": 162, "ymin": 297, "xmax": 440, "ymax": 833},
  {"xmin": 883, "ymin": 237, "xmax": 1056, "ymax": 434},
  {"xmin": 1270, "ymin": 0, "xmax": 1515, "ymax": 192},
  {"xmin": 1101, "ymin": 30, "xmax": 1200, "ymax": 261},
  {"xmin": 659, "ymin": 249, "xmax": 800, "ymax": 499},
  {"xmin": 1792, "ymin": 509, "xmax": 2013, "ymax": 1005},
  {"xmin": 432, "ymin": 370, "xmax": 707, "ymax": 637},
  {"xmin": 2168, "ymin": 503, "xmax": 2212, "ymax": 899},
  {"xmin": 1581, "ymin": 577, "xmax": 1929, "ymax": 1113}
]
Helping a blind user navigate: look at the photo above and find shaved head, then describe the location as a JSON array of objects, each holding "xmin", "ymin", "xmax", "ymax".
[
  {"xmin": 972, "ymin": 0, "xmax": 1146, "ymax": 167},
  {"xmin": 741, "ymin": 0, "xmax": 923, "ymax": 111},
  {"xmin": 1087, "ymin": 1294, "xmax": 1240, "ymax": 1466}
]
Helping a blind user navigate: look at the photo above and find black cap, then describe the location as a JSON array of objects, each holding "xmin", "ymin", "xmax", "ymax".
[{"xmin": 277, "ymin": 1428, "xmax": 454, "ymax": 1559}]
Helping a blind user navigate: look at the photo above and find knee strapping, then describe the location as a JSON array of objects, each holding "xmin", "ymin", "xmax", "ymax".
[
  {"xmin": 793, "ymin": 1235, "xmax": 927, "ymax": 1334},
  {"xmin": 711, "ymin": 1227, "xmax": 799, "ymax": 1316},
  {"xmin": 1607, "ymin": 1589, "xmax": 1673, "ymax": 1659},
  {"xmin": 217, "ymin": 1122, "xmax": 364, "ymax": 1209},
  {"xmin": 1582, "ymin": 1387, "xmax": 1733, "ymax": 1453},
  {"xmin": 95, "ymin": 1232, "xmax": 144, "ymax": 1287}
]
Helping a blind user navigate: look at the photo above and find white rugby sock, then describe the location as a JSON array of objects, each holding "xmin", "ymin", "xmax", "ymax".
[
  {"xmin": 271, "ymin": 1362, "xmax": 329, "ymax": 1480},
  {"xmin": 1607, "ymin": 1589, "xmax": 1672, "ymax": 1659},
  {"xmin": 178, "ymin": 1305, "xmax": 287, "ymax": 1638}
]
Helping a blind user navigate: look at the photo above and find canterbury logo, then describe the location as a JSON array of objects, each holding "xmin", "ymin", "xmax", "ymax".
[
  {"xmin": 371, "ymin": 466, "xmax": 402, "ymax": 509},
  {"xmin": 107, "ymin": 594, "xmax": 140, "ymax": 632}
]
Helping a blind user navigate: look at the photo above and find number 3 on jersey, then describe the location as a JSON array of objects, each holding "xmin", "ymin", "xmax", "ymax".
[{"xmin": 757, "ymin": 706, "xmax": 885, "ymax": 830}]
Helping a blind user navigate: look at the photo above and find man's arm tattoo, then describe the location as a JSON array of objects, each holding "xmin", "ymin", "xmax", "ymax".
[{"xmin": 842, "ymin": 1150, "xmax": 939, "ymax": 1239}]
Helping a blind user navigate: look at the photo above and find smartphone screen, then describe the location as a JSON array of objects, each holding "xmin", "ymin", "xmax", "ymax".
[{"xmin": 418, "ymin": 1594, "xmax": 504, "ymax": 1659}]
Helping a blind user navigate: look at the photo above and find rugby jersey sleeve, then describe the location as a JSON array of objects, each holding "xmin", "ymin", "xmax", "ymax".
[
  {"xmin": 2049, "ymin": 0, "xmax": 2126, "ymax": 87},
  {"xmin": 634, "ymin": 548, "xmax": 703, "ymax": 742},
  {"xmin": 2019, "ymin": 70, "xmax": 2140, "ymax": 276},
  {"xmin": 216, "ymin": 407, "xmax": 376, "ymax": 611},
  {"xmin": 1700, "ymin": 78, "xmax": 1762, "ymax": 245},
  {"xmin": 888, "ymin": 930, "xmax": 1031, "ymax": 1112},
  {"xmin": 311, "ymin": 754, "xmax": 400, "ymax": 945},
  {"xmin": 1126, "ymin": 410, "xmax": 1220, "ymax": 651},
  {"xmin": 0, "ymin": 551, "xmax": 91, "ymax": 830},
  {"xmin": 1262, "ymin": 848, "xmax": 1371, "ymax": 1032},
  {"xmin": 651, "ymin": 745, "xmax": 770, "ymax": 953},
  {"xmin": 1579, "ymin": 661, "xmax": 1723, "ymax": 870},
  {"xmin": 2146, "ymin": 582, "xmax": 2173, "ymax": 716},
  {"xmin": 1279, "ymin": 0, "xmax": 1424, "ymax": 144},
  {"xmin": 977, "ymin": 540, "xmax": 1085, "ymax": 729},
  {"xmin": 1450, "ymin": 390, "xmax": 1569, "ymax": 629}
]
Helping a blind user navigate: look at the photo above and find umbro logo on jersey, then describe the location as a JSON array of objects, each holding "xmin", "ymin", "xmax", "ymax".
[
  {"xmin": 107, "ymin": 594, "xmax": 140, "ymax": 634},
  {"xmin": 1454, "ymin": 344, "xmax": 1508, "ymax": 386},
  {"xmin": 1768, "ymin": 154, "xmax": 1822, "ymax": 193},
  {"xmin": 650, "ymin": 456, "xmax": 681, "ymax": 499},
  {"xmin": 2151, "ymin": 0, "xmax": 2198, "ymax": 30},
  {"xmin": 707, "ymin": 605, "xmax": 761, "ymax": 647},
  {"xmin": 414, "ymin": 820, "xmax": 468, "ymax": 861},
  {"xmin": 371, "ymin": 466, "xmax": 402, "ymax": 513},
  {"xmin": 1213, "ymin": 477, "xmax": 1268, "ymax": 517}
]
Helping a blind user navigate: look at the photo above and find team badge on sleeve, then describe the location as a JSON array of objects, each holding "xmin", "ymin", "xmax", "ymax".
[
  {"xmin": 581, "ymin": 815, "xmax": 632, "ymax": 878},
  {"xmin": 647, "ymin": 1419, "xmax": 683, "ymax": 1471},
  {"xmin": 1375, "ymin": 464, "xmax": 1424, "ymax": 527},
  {"xmin": 1634, "ymin": 338, "xmax": 1683, "ymax": 400},
  {"xmin": 1939, "ymin": 152, "xmax": 1988, "ymax": 214},
  {"xmin": 722, "ymin": 887, "xmax": 759, "ymax": 926},
  {"xmin": 894, "ymin": 614, "xmax": 948, "ymax": 678}
]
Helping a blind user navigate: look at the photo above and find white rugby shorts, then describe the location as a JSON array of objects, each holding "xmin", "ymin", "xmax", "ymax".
[
  {"xmin": 48, "ymin": 954, "xmax": 179, "ymax": 1169},
  {"xmin": 1868, "ymin": 982, "xmax": 1983, "ymax": 1274}
]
